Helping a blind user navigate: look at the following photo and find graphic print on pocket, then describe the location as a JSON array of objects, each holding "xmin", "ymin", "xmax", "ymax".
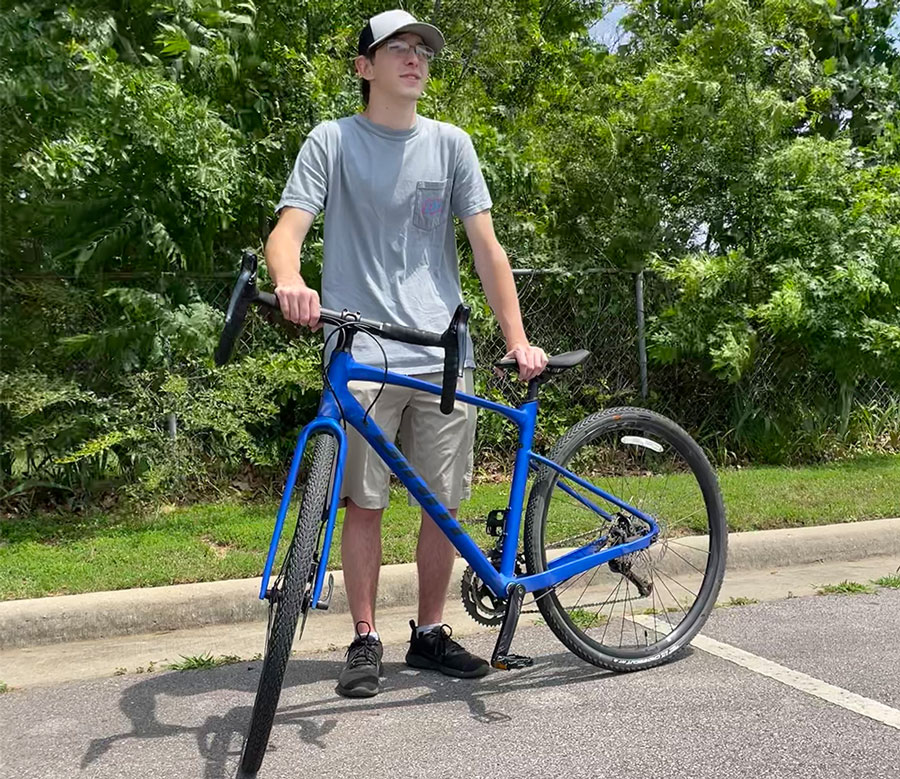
[{"xmin": 413, "ymin": 180, "xmax": 449, "ymax": 231}]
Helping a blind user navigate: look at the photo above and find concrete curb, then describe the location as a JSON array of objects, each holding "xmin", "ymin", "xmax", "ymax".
[{"xmin": 2, "ymin": 518, "xmax": 898, "ymax": 650}]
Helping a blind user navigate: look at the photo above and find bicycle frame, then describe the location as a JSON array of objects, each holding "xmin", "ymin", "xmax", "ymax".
[{"xmin": 259, "ymin": 349, "xmax": 660, "ymax": 608}]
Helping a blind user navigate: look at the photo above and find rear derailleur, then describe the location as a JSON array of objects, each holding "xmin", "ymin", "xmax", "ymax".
[{"xmin": 607, "ymin": 512, "xmax": 655, "ymax": 598}]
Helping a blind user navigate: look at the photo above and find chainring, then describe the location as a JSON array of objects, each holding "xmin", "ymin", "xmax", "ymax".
[
  {"xmin": 460, "ymin": 565, "xmax": 505, "ymax": 626},
  {"xmin": 461, "ymin": 552, "xmax": 527, "ymax": 627}
]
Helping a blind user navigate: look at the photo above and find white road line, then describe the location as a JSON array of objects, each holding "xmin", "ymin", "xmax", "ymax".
[{"xmin": 631, "ymin": 615, "xmax": 900, "ymax": 731}]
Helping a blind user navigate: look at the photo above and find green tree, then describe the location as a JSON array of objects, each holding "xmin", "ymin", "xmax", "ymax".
[{"xmin": 2, "ymin": 0, "xmax": 899, "ymax": 502}]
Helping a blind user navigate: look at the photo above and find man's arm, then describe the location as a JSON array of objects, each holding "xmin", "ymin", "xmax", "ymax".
[
  {"xmin": 462, "ymin": 210, "xmax": 548, "ymax": 381},
  {"xmin": 265, "ymin": 207, "xmax": 321, "ymax": 328}
]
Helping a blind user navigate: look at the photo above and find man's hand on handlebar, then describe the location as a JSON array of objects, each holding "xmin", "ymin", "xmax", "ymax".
[
  {"xmin": 274, "ymin": 277, "xmax": 321, "ymax": 330},
  {"xmin": 501, "ymin": 343, "xmax": 549, "ymax": 382},
  {"xmin": 217, "ymin": 251, "xmax": 469, "ymax": 414}
]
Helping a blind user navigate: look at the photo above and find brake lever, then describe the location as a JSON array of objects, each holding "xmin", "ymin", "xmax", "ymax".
[
  {"xmin": 214, "ymin": 250, "xmax": 261, "ymax": 366},
  {"xmin": 455, "ymin": 309, "xmax": 468, "ymax": 378},
  {"xmin": 439, "ymin": 304, "xmax": 470, "ymax": 414}
]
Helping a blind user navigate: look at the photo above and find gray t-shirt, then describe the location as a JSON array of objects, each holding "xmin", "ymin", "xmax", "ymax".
[{"xmin": 276, "ymin": 113, "xmax": 492, "ymax": 374}]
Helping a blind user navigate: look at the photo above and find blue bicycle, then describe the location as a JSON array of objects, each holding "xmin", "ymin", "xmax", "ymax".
[{"xmin": 216, "ymin": 252, "xmax": 727, "ymax": 776}]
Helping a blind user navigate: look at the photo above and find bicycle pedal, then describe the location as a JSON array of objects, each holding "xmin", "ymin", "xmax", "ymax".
[
  {"xmin": 491, "ymin": 654, "xmax": 533, "ymax": 671},
  {"xmin": 314, "ymin": 573, "xmax": 334, "ymax": 610}
]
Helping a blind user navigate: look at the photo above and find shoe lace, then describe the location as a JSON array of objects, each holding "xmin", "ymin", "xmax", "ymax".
[
  {"xmin": 434, "ymin": 624, "xmax": 466, "ymax": 656},
  {"xmin": 347, "ymin": 620, "xmax": 379, "ymax": 668}
]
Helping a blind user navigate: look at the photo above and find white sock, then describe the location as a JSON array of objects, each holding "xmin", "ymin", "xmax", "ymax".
[
  {"xmin": 416, "ymin": 622, "xmax": 441, "ymax": 636},
  {"xmin": 355, "ymin": 629, "xmax": 379, "ymax": 642}
]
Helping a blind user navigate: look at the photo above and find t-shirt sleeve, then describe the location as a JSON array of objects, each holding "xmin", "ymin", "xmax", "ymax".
[
  {"xmin": 275, "ymin": 124, "xmax": 330, "ymax": 216},
  {"xmin": 451, "ymin": 132, "xmax": 493, "ymax": 219}
]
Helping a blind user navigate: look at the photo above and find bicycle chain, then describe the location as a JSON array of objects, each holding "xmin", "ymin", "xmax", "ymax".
[
  {"xmin": 458, "ymin": 516, "xmax": 615, "ymax": 616},
  {"xmin": 456, "ymin": 515, "xmax": 606, "ymax": 550}
]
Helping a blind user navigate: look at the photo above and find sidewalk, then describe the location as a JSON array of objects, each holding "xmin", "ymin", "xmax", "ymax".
[
  {"xmin": 2, "ymin": 552, "xmax": 899, "ymax": 688},
  {"xmin": 2, "ymin": 518, "xmax": 898, "ymax": 652}
]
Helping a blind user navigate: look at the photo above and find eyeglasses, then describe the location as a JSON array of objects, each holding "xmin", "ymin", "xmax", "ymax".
[{"xmin": 384, "ymin": 39, "xmax": 435, "ymax": 62}]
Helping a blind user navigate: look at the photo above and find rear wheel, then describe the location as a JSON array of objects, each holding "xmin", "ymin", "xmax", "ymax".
[
  {"xmin": 524, "ymin": 407, "xmax": 726, "ymax": 672},
  {"xmin": 240, "ymin": 434, "xmax": 335, "ymax": 775}
]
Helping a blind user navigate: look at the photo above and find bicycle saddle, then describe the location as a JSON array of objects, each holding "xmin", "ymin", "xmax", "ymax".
[{"xmin": 495, "ymin": 349, "xmax": 591, "ymax": 374}]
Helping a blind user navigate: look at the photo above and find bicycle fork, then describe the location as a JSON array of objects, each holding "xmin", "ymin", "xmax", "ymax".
[{"xmin": 490, "ymin": 583, "xmax": 533, "ymax": 670}]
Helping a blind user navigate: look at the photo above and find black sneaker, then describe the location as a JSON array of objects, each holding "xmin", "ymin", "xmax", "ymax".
[
  {"xmin": 336, "ymin": 622, "xmax": 383, "ymax": 698},
  {"xmin": 405, "ymin": 620, "xmax": 490, "ymax": 679}
]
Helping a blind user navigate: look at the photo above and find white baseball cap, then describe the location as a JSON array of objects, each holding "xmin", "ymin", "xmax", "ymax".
[{"xmin": 357, "ymin": 9, "xmax": 445, "ymax": 56}]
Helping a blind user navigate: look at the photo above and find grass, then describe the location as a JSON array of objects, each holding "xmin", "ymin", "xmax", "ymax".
[
  {"xmin": 166, "ymin": 653, "xmax": 244, "ymax": 671},
  {"xmin": 566, "ymin": 609, "xmax": 607, "ymax": 629},
  {"xmin": 873, "ymin": 574, "xmax": 900, "ymax": 589},
  {"xmin": 816, "ymin": 580, "xmax": 876, "ymax": 596},
  {"xmin": 1, "ymin": 453, "xmax": 898, "ymax": 600},
  {"xmin": 640, "ymin": 605, "xmax": 685, "ymax": 615},
  {"xmin": 714, "ymin": 454, "xmax": 900, "ymax": 529},
  {"xmin": 533, "ymin": 609, "xmax": 607, "ymax": 629},
  {"xmin": 0, "ymin": 681, "xmax": 9, "ymax": 694},
  {"xmin": 719, "ymin": 596, "xmax": 760, "ymax": 607}
]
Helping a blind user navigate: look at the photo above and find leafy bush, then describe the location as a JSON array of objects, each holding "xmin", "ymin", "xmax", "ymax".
[
  {"xmin": 647, "ymin": 137, "xmax": 900, "ymax": 461},
  {"xmin": 0, "ymin": 275, "xmax": 323, "ymax": 508},
  {"xmin": 3, "ymin": 0, "xmax": 900, "ymax": 504}
]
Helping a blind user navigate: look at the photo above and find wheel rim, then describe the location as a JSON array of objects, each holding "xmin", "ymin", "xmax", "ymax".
[{"xmin": 537, "ymin": 415, "xmax": 724, "ymax": 659}]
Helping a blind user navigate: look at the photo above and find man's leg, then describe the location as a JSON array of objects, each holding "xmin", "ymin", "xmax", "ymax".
[
  {"xmin": 416, "ymin": 506, "xmax": 458, "ymax": 627},
  {"xmin": 341, "ymin": 498, "xmax": 383, "ymax": 632},
  {"xmin": 401, "ymin": 370, "xmax": 487, "ymax": 677},
  {"xmin": 407, "ymin": 499, "xmax": 487, "ymax": 678},
  {"xmin": 338, "ymin": 379, "xmax": 410, "ymax": 635},
  {"xmin": 335, "ymin": 380, "xmax": 409, "ymax": 698},
  {"xmin": 403, "ymin": 370, "xmax": 475, "ymax": 627}
]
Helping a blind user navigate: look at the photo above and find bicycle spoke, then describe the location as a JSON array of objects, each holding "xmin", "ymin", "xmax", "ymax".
[
  {"xmin": 571, "ymin": 557, "xmax": 603, "ymax": 610},
  {"xmin": 655, "ymin": 568, "xmax": 700, "ymax": 599},
  {"xmin": 627, "ymin": 578, "xmax": 641, "ymax": 646},
  {"xmin": 598, "ymin": 578, "xmax": 624, "ymax": 644},
  {"xmin": 668, "ymin": 537, "xmax": 710, "ymax": 555},
  {"xmin": 551, "ymin": 564, "xmax": 615, "ymax": 620},
  {"xmin": 663, "ymin": 545, "xmax": 708, "ymax": 576},
  {"xmin": 648, "ymin": 552, "xmax": 670, "ymax": 636},
  {"xmin": 654, "ymin": 570, "xmax": 690, "ymax": 617},
  {"xmin": 667, "ymin": 507, "xmax": 707, "ymax": 529},
  {"xmin": 548, "ymin": 568, "xmax": 591, "ymax": 600},
  {"xmin": 263, "ymin": 601, "xmax": 275, "ymax": 658}
]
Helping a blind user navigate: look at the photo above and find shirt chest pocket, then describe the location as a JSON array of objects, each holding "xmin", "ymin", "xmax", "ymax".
[{"xmin": 413, "ymin": 180, "xmax": 450, "ymax": 231}]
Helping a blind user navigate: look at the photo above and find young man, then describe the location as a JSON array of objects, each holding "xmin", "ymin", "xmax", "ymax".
[{"xmin": 266, "ymin": 9, "xmax": 548, "ymax": 698}]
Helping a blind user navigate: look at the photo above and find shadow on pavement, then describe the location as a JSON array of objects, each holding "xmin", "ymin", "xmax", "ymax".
[{"xmin": 79, "ymin": 643, "xmax": 677, "ymax": 779}]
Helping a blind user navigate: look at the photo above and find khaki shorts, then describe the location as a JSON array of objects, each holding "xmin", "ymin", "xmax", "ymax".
[{"xmin": 339, "ymin": 370, "xmax": 476, "ymax": 511}]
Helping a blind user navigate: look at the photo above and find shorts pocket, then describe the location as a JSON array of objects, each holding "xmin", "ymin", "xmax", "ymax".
[{"xmin": 413, "ymin": 180, "xmax": 450, "ymax": 231}]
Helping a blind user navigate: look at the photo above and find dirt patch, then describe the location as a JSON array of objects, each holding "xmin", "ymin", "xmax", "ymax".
[{"xmin": 202, "ymin": 537, "xmax": 233, "ymax": 560}]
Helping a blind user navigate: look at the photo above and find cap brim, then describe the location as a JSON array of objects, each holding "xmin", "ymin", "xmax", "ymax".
[{"xmin": 370, "ymin": 22, "xmax": 445, "ymax": 54}]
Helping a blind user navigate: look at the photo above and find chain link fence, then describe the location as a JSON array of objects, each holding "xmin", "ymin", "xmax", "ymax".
[
  {"xmin": 470, "ymin": 268, "xmax": 900, "ymax": 462},
  {"xmin": 4, "ymin": 267, "xmax": 899, "ymax": 465},
  {"xmin": 476, "ymin": 268, "xmax": 641, "ymax": 401}
]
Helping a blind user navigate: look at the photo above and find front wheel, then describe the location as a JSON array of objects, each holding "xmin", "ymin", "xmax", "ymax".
[
  {"xmin": 240, "ymin": 434, "xmax": 336, "ymax": 776},
  {"xmin": 523, "ymin": 407, "xmax": 727, "ymax": 672}
]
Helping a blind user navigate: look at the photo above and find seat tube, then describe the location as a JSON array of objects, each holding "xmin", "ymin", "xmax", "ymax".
[{"xmin": 501, "ymin": 399, "xmax": 538, "ymax": 575}]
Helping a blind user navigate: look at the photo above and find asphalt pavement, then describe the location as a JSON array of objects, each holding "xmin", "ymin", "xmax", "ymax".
[{"xmin": 2, "ymin": 586, "xmax": 898, "ymax": 779}]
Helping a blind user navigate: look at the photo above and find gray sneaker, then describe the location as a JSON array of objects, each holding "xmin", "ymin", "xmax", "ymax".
[{"xmin": 336, "ymin": 622, "xmax": 383, "ymax": 698}]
